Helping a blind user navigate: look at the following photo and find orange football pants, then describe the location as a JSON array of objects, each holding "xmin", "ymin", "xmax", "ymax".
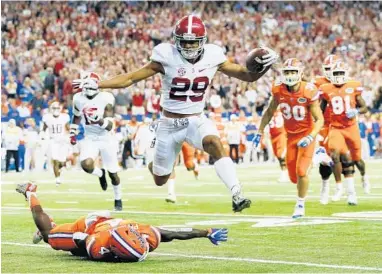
[
  {"xmin": 270, "ymin": 132, "xmax": 287, "ymax": 159},
  {"xmin": 286, "ymin": 131, "xmax": 315, "ymax": 184},
  {"xmin": 182, "ymin": 143, "xmax": 195, "ymax": 170},
  {"xmin": 328, "ymin": 123, "xmax": 361, "ymax": 161},
  {"xmin": 48, "ymin": 216, "xmax": 87, "ymax": 251}
]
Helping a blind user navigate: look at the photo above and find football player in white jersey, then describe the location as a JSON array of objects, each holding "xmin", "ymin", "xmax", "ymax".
[
  {"xmin": 41, "ymin": 102, "xmax": 70, "ymax": 186},
  {"xmin": 70, "ymin": 72, "xmax": 123, "ymax": 211},
  {"xmin": 74, "ymin": 15, "xmax": 279, "ymax": 212}
]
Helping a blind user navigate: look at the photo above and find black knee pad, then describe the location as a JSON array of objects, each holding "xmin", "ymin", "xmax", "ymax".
[
  {"xmin": 108, "ymin": 172, "xmax": 120, "ymax": 185},
  {"xmin": 319, "ymin": 164, "xmax": 332, "ymax": 180},
  {"xmin": 278, "ymin": 158, "xmax": 286, "ymax": 167},
  {"xmin": 341, "ymin": 161, "xmax": 355, "ymax": 176}
]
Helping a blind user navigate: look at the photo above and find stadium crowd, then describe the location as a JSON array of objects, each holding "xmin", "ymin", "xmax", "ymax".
[{"xmin": 2, "ymin": 1, "xmax": 382, "ymax": 171}]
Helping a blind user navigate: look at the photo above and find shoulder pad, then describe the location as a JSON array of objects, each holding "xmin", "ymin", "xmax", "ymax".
[{"xmin": 150, "ymin": 43, "xmax": 173, "ymax": 66}]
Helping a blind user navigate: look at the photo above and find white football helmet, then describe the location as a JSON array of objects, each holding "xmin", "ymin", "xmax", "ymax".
[
  {"xmin": 281, "ymin": 58, "xmax": 304, "ymax": 86},
  {"xmin": 50, "ymin": 102, "xmax": 62, "ymax": 117},
  {"xmin": 322, "ymin": 55, "xmax": 340, "ymax": 81},
  {"xmin": 330, "ymin": 61, "xmax": 349, "ymax": 85},
  {"xmin": 81, "ymin": 72, "xmax": 100, "ymax": 97}
]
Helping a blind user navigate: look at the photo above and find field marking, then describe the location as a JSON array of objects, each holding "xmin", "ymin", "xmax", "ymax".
[
  {"xmin": 2, "ymin": 190, "xmax": 382, "ymax": 200},
  {"xmin": 2, "ymin": 242, "xmax": 381, "ymax": 271},
  {"xmin": 2, "ymin": 206, "xmax": 382, "ymax": 221},
  {"xmin": 55, "ymin": 201, "xmax": 79, "ymax": 204}
]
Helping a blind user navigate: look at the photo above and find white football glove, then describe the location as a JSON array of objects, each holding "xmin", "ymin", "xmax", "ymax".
[
  {"xmin": 259, "ymin": 46, "xmax": 279, "ymax": 67},
  {"xmin": 345, "ymin": 108, "xmax": 359, "ymax": 119}
]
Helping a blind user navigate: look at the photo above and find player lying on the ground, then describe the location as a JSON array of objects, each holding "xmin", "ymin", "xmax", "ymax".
[{"xmin": 16, "ymin": 182, "xmax": 228, "ymax": 262}]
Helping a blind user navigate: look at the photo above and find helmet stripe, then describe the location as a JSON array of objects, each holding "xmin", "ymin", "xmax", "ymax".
[
  {"xmin": 111, "ymin": 230, "xmax": 143, "ymax": 260},
  {"xmin": 188, "ymin": 15, "xmax": 193, "ymax": 34}
]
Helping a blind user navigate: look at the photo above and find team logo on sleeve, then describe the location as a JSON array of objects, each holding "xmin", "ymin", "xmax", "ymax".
[
  {"xmin": 345, "ymin": 88, "xmax": 354, "ymax": 94},
  {"xmin": 298, "ymin": 97, "xmax": 307, "ymax": 103},
  {"xmin": 178, "ymin": 68, "xmax": 186, "ymax": 76}
]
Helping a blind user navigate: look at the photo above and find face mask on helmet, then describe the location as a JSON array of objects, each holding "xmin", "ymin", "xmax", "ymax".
[
  {"xmin": 81, "ymin": 72, "xmax": 100, "ymax": 97},
  {"xmin": 330, "ymin": 62, "xmax": 349, "ymax": 85},
  {"xmin": 174, "ymin": 35, "xmax": 206, "ymax": 60},
  {"xmin": 50, "ymin": 103, "xmax": 61, "ymax": 117},
  {"xmin": 322, "ymin": 65, "xmax": 332, "ymax": 81},
  {"xmin": 281, "ymin": 69, "xmax": 303, "ymax": 86}
]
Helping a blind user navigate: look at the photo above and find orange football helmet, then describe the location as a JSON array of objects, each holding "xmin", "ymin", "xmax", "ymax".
[
  {"xmin": 330, "ymin": 61, "xmax": 349, "ymax": 85},
  {"xmin": 281, "ymin": 58, "xmax": 304, "ymax": 86},
  {"xmin": 322, "ymin": 55, "xmax": 340, "ymax": 80},
  {"xmin": 110, "ymin": 225, "xmax": 149, "ymax": 262}
]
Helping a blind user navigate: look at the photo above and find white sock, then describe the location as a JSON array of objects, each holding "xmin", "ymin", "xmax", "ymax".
[
  {"xmin": 344, "ymin": 177, "xmax": 355, "ymax": 195},
  {"xmin": 335, "ymin": 183, "xmax": 343, "ymax": 191},
  {"xmin": 296, "ymin": 197, "xmax": 305, "ymax": 206},
  {"xmin": 194, "ymin": 160, "xmax": 199, "ymax": 172},
  {"xmin": 56, "ymin": 177, "xmax": 61, "ymax": 184},
  {"xmin": 168, "ymin": 179, "xmax": 175, "ymax": 196},
  {"xmin": 322, "ymin": 179, "xmax": 329, "ymax": 189},
  {"xmin": 92, "ymin": 167, "xmax": 103, "ymax": 178},
  {"xmin": 113, "ymin": 184, "xmax": 122, "ymax": 200},
  {"xmin": 214, "ymin": 157, "xmax": 241, "ymax": 197}
]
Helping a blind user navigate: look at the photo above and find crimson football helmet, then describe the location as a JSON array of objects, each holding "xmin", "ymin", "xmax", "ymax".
[
  {"xmin": 173, "ymin": 15, "xmax": 207, "ymax": 60},
  {"xmin": 281, "ymin": 58, "xmax": 304, "ymax": 86},
  {"xmin": 322, "ymin": 55, "xmax": 340, "ymax": 80},
  {"xmin": 330, "ymin": 61, "xmax": 349, "ymax": 85}
]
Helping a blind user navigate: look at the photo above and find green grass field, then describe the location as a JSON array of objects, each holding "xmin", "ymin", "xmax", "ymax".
[{"xmin": 2, "ymin": 160, "xmax": 382, "ymax": 273}]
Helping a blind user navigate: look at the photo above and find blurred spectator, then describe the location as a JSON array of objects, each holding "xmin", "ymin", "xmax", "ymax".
[
  {"xmin": 5, "ymin": 75, "xmax": 17, "ymax": 99},
  {"xmin": 30, "ymin": 91, "xmax": 46, "ymax": 114},
  {"xmin": 131, "ymin": 89, "xmax": 145, "ymax": 116},
  {"xmin": 19, "ymin": 77, "xmax": 34, "ymax": 101},
  {"xmin": 44, "ymin": 68, "xmax": 55, "ymax": 95},
  {"xmin": 114, "ymin": 89, "xmax": 130, "ymax": 115},
  {"xmin": 23, "ymin": 118, "xmax": 40, "ymax": 172},
  {"xmin": 3, "ymin": 119, "xmax": 22, "ymax": 172},
  {"xmin": 226, "ymin": 114, "xmax": 242, "ymax": 164},
  {"xmin": 17, "ymin": 100, "xmax": 31, "ymax": 118}
]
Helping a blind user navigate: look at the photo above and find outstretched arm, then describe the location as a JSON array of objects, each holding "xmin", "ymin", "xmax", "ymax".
[
  {"xmin": 218, "ymin": 60, "xmax": 271, "ymax": 82},
  {"xmin": 99, "ymin": 61, "xmax": 163, "ymax": 89},
  {"xmin": 159, "ymin": 227, "xmax": 228, "ymax": 245}
]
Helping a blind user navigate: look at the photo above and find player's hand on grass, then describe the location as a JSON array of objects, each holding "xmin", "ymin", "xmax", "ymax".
[{"xmin": 207, "ymin": 228, "xmax": 228, "ymax": 245}]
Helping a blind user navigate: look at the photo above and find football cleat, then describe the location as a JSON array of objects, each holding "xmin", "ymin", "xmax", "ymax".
[
  {"xmin": 114, "ymin": 199, "xmax": 123, "ymax": 211},
  {"xmin": 99, "ymin": 169, "xmax": 108, "ymax": 191},
  {"xmin": 278, "ymin": 170, "xmax": 289, "ymax": 183},
  {"xmin": 232, "ymin": 196, "xmax": 251, "ymax": 213},
  {"xmin": 16, "ymin": 182, "xmax": 37, "ymax": 200},
  {"xmin": 207, "ymin": 228, "xmax": 228, "ymax": 245},
  {"xmin": 347, "ymin": 194, "xmax": 358, "ymax": 206},
  {"xmin": 362, "ymin": 176, "xmax": 370, "ymax": 194},
  {"xmin": 292, "ymin": 204, "xmax": 305, "ymax": 219},
  {"xmin": 331, "ymin": 185, "xmax": 343, "ymax": 202},
  {"xmin": 165, "ymin": 194, "xmax": 176, "ymax": 204}
]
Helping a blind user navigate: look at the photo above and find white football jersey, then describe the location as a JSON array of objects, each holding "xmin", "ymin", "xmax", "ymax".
[
  {"xmin": 42, "ymin": 113, "xmax": 70, "ymax": 141},
  {"xmin": 73, "ymin": 92, "xmax": 115, "ymax": 137},
  {"xmin": 151, "ymin": 43, "xmax": 227, "ymax": 114}
]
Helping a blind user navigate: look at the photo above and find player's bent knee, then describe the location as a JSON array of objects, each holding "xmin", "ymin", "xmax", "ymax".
[
  {"xmin": 108, "ymin": 172, "xmax": 120, "ymax": 185},
  {"xmin": 341, "ymin": 161, "xmax": 355, "ymax": 176},
  {"xmin": 153, "ymin": 174, "xmax": 171, "ymax": 186},
  {"xmin": 319, "ymin": 164, "xmax": 332, "ymax": 180},
  {"xmin": 202, "ymin": 136, "xmax": 225, "ymax": 158},
  {"xmin": 81, "ymin": 159, "xmax": 94, "ymax": 173}
]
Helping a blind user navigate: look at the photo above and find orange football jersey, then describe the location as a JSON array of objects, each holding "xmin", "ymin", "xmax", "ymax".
[
  {"xmin": 272, "ymin": 81, "xmax": 319, "ymax": 135},
  {"xmin": 269, "ymin": 109, "xmax": 285, "ymax": 137},
  {"xmin": 312, "ymin": 76, "xmax": 331, "ymax": 126},
  {"xmin": 320, "ymin": 80, "xmax": 363, "ymax": 128}
]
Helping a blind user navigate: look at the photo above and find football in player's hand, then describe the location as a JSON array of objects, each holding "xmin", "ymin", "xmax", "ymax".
[{"xmin": 245, "ymin": 48, "xmax": 269, "ymax": 73}]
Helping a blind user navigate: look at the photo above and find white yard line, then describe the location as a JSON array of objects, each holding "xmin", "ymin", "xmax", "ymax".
[
  {"xmin": 1, "ymin": 242, "xmax": 381, "ymax": 271},
  {"xmin": 55, "ymin": 201, "xmax": 79, "ymax": 204},
  {"xmin": 2, "ymin": 206, "xmax": 382, "ymax": 221},
  {"xmin": 2, "ymin": 190, "xmax": 382, "ymax": 200}
]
